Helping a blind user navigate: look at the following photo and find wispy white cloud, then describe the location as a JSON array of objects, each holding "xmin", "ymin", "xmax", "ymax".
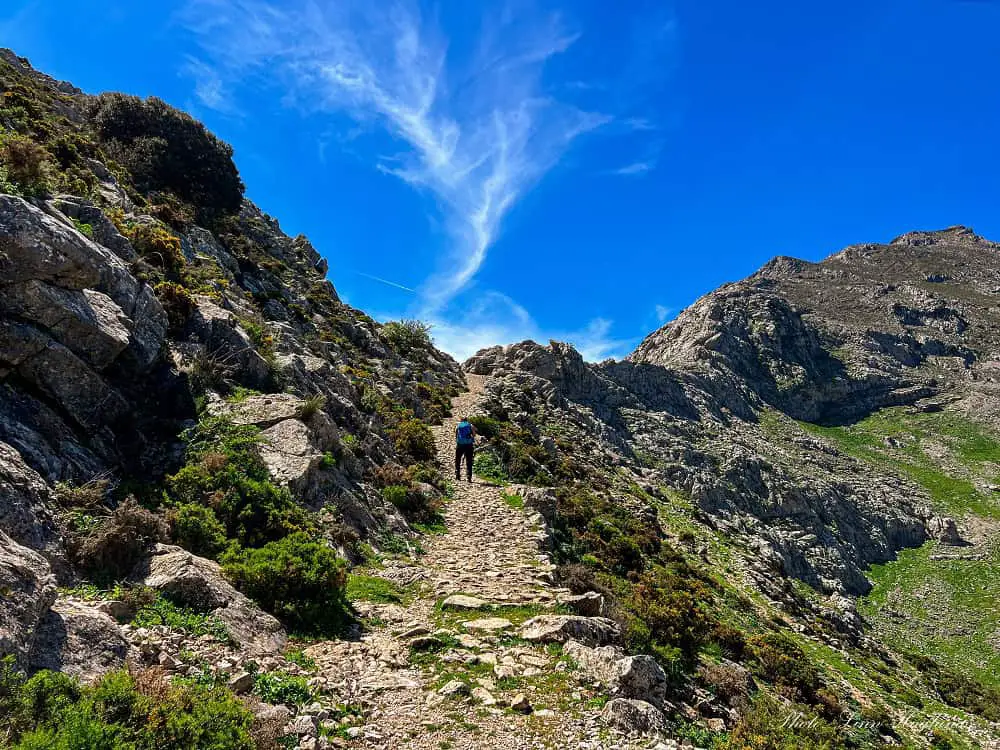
[
  {"xmin": 408, "ymin": 292, "xmax": 637, "ymax": 362},
  {"xmin": 623, "ymin": 116, "xmax": 657, "ymax": 132},
  {"xmin": 179, "ymin": 0, "xmax": 675, "ymax": 361},
  {"xmin": 183, "ymin": 56, "xmax": 240, "ymax": 115},
  {"xmin": 655, "ymin": 304, "xmax": 674, "ymax": 323},
  {"xmin": 609, "ymin": 136, "xmax": 665, "ymax": 177},
  {"xmin": 180, "ymin": 0, "xmax": 611, "ymax": 310}
]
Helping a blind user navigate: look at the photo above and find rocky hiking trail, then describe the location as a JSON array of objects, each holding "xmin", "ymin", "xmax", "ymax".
[{"xmin": 300, "ymin": 375, "xmax": 684, "ymax": 750}]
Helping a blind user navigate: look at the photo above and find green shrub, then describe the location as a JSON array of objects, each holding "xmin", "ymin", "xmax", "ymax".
[
  {"xmin": 153, "ymin": 281, "xmax": 195, "ymax": 332},
  {"xmin": 0, "ymin": 660, "xmax": 256, "ymax": 750},
  {"xmin": 470, "ymin": 419, "xmax": 556, "ymax": 485},
  {"xmin": 252, "ymin": 671, "xmax": 312, "ymax": 706},
  {"xmin": 381, "ymin": 483, "xmax": 443, "ymax": 524},
  {"xmin": 406, "ymin": 461, "xmax": 447, "ymax": 492},
  {"xmin": 283, "ymin": 649, "xmax": 317, "ymax": 672},
  {"xmin": 553, "ymin": 488, "xmax": 660, "ymax": 575},
  {"xmin": 382, "ymin": 484, "xmax": 409, "ymax": 509},
  {"xmin": 390, "ymin": 418, "xmax": 436, "ymax": 462},
  {"xmin": 473, "ymin": 451, "xmax": 506, "ymax": 483},
  {"xmin": 221, "ymin": 532, "xmax": 347, "ymax": 633},
  {"xmin": 88, "ymin": 93, "xmax": 244, "ymax": 215},
  {"xmin": 748, "ymin": 632, "xmax": 822, "ymax": 703},
  {"xmin": 721, "ymin": 694, "xmax": 846, "ymax": 750},
  {"xmin": 380, "ymin": 319, "xmax": 432, "ymax": 355},
  {"xmin": 0, "ymin": 133, "xmax": 51, "ymax": 196},
  {"xmin": 71, "ymin": 218, "xmax": 94, "ymax": 238},
  {"xmin": 624, "ymin": 564, "xmax": 716, "ymax": 661},
  {"xmin": 240, "ymin": 315, "xmax": 274, "ymax": 357},
  {"xmin": 128, "ymin": 223, "xmax": 185, "ymax": 277},
  {"xmin": 469, "ymin": 415, "xmax": 502, "ymax": 439},
  {"xmin": 166, "ymin": 417, "xmax": 313, "ymax": 549},
  {"xmin": 167, "ymin": 503, "xmax": 228, "ymax": 557}
]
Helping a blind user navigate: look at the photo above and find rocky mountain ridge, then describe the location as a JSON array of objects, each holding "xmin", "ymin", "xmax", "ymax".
[{"xmin": 1, "ymin": 48, "xmax": 999, "ymax": 750}]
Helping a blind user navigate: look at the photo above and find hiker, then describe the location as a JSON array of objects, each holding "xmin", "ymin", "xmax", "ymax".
[{"xmin": 455, "ymin": 416, "xmax": 477, "ymax": 482}]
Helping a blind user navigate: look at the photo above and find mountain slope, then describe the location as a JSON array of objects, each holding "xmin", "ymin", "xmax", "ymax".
[
  {"xmin": 2, "ymin": 48, "xmax": 999, "ymax": 750},
  {"xmin": 466, "ymin": 227, "xmax": 1000, "ymax": 749}
]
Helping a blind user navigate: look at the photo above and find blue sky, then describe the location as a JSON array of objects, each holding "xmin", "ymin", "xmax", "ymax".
[{"xmin": 3, "ymin": 1, "xmax": 1000, "ymax": 360}]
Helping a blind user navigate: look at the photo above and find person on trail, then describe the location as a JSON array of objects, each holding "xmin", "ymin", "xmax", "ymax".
[{"xmin": 455, "ymin": 416, "xmax": 477, "ymax": 482}]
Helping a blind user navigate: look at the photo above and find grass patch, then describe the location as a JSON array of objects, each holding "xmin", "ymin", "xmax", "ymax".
[
  {"xmin": 132, "ymin": 594, "xmax": 231, "ymax": 642},
  {"xmin": 858, "ymin": 540, "xmax": 1000, "ymax": 690},
  {"xmin": 796, "ymin": 408, "xmax": 1000, "ymax": 520},
  {"xmin": 501, "ymin": 491, "xmax": 524, "ymax": 509},
  {"xmin": 345, "ymin": 573, "xmax": 408, "ymax": 604}
]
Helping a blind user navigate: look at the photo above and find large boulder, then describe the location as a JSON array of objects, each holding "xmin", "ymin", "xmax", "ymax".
[
  {"xmin": 28, "ymin": 599, "xmax": 129, "ymax": 682},
  {"xmin": 0, "ymin": 319, "xmax": 130, "ymax": 430},
  {"xmin": 563, "ymin": 641, "xmax": 668, "ymax": 708},
  {"xmin": 600, "ymin": 698, "xmax": 667, "ymax": 735},
  {"xmin": 188, "ymin": 299, "xmax": 270, "ymax": 387},
  {"xmin": 0, "ymin": 281, "xmax": 130, "ymax": 370},
  {"xmin": 513, "ymin": 486, "xmax": 558, "ymax": 526},
  {"xmin": 210, "ymin": 393, "xmax": 342, "ymax": 506},
  {"xmin": 556, "ymin": 591, "xmax": 604, "ymax": 617},
  {"xmin": 51, "ymin": 197, "xmax": 136, "ymax": 261},
  {"xmin": 0, "ymin": 195, "xmax": 166, "ymax": 366},
  {"xmin": 0, "ymin": 531, "xmax": 57, "ymax": 666},
  {"xmin": 519, "ymin": 615, "xmax": 621, "ymax": 647},
  {"xmin": 134, "ymin": 544, "xmax": 286, "ymax": 655}
]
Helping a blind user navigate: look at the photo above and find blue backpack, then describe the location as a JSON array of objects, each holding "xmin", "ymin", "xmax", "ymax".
[{"xmin": 456, "ymin": 421, "xmax": 475, "ymax": 445}]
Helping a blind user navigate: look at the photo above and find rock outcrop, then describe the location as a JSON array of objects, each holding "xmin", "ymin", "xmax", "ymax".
[{"xmin": 134, "ymin": 544, "xmax": 287, "ymax": 655}]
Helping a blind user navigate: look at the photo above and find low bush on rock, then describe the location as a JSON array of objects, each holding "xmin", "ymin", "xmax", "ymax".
[
  {"xmin": 381, "ymin": 483, "xmax": 443, "ymax": 525},
  {"xmin": 389, "ymin": 418, "xmax": 436, "ymax": 462},
  {"xmin": 0, "ymin": 132, "xmax": 51, "ymax": 196},
  {"xmin": 153, "ymin": 281, "xmax": 195, "ymax": 333},
  {"xmin": 129, "ymin": 590, "xmax": 230, "ymax": 642},
  {"xmin": 126, "ymin": 222, "xmax": 185, "ymax": 278},
  {"xmin": 622, "ymin": 564, "xmax": 718, "ymax": 663},
  {"xmin": 65, "ymin": 498, "xmax": 168, "ymax": 584},
  {"xmin": 553, "ymin": 487, "xmax": 660, "ymax": 576},
  {"xmin": 166, "ymin": 502, "xmax": 228, "ymax": 558},
  {"xmin": 88, "ymin": 93, "xmax": 244, "ymax": 216},
  {"xmin": 166, "ymin": 417, "xmax": 313, "ymax": 550},
  {"xmin": 379, "ymin": 319, "xmax": 432, "ymax": 356},
  {"xmin": 748, "ymin": 632, "xmax": 823, "ymax": 704},
  {"xmin": 0, "ymin": 659, "xmax": 257, "ymax": 750},
  {"xmin": 251, "ymin": 670, "xmax": 312, "ymax": 706},
  {"xmin": 221, "ymin": 532, "xmax": 347, "ymax": 634}
]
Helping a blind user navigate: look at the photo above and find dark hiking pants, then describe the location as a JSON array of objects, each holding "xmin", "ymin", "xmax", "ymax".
[{"xmin": 455, "ymin": 443, "xmax": 474, "ymax": 480}]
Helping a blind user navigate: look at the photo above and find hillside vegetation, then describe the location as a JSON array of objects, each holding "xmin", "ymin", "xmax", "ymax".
[{"xmin": 1, "ymin": 47, "xmax": 999, "ymax": 750}]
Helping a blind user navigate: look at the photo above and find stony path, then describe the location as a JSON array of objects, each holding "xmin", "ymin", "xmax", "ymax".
[
  {"xmin": 418, "ymin": 375, "xmax": 557, "ymax": 606},
  {"xmin": 301, "ymin": 375, "xmax": 656, "ymax": 750}
]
